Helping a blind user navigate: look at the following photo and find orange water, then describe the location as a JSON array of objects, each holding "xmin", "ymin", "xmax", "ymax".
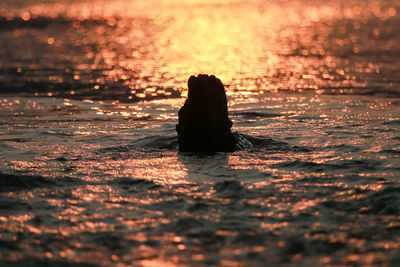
[{"xmin": 0, "ymin": 0, "xmax": 400, "ymax": 266}]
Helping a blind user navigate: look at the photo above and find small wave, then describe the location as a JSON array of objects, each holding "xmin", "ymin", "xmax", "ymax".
[
  {"xmin": 131, "ymin": 135, "xmax": 178, "ymax": 150},
  {"xmin": 108, "ymin": 177, "xmax": 160, "ymax": 190},
  {"xmin": 242, "ymin": 135, "xmax": 288, "ymax": 149},
  {"xmin": 381, "ymin": 149, "xmax": 400, "ymax": 155},
  {"xmin": 273, "ymin": 158, "xmax": 383, "ymax": 172},
  {"xmin": 0, "ymin": 138, "xmax": 34, "ymax": 143},
  {"xmin": 0, "ymin": 172, "xmax": 83, "ymax": 192},
  {"xmin": 232, "ymin": 111, "xmax": 280, "ymax": 118},
  {"xmin": 383, "ymin": 120, "xmax": 400, "ymax": 126},
  {"xmin": 164, "ymin": 217, "xmax": 206, "ymax": 233},
  {"xmin": 363, "ymin": 186, "xmax": 400, "ymax": 215},
  {"xmin": 0, "ymin": 142, "xmax": 18, "ymax": 152},
  {"xmin": 40, "ymin": 131, "xmax": 75, "ymax": 137},
  {"xmin": 133, "ymin": 133, "xmax": 254, "ymax": 152},
  {"xmin": 187, "ymin": 202, "xmax": 210, "ymax": 212},
  {"xmin": 213, "ymin": 180, "xmax": 245, "ymax": 198},
  {"xmin": 273, "ymin": 160, "xmax": 326, "ymax": 172},
  {"xmin": 243, "ymin": 134, "xmax": 309, "ymax": 152},
  {"xmin": 333, "ymin": 159, "xmax": 382, "ymax": 172},
  {"xmin": 100, "ymin": 133, "xmax": 307, "ymax": 154},
  {"xmin": 234, "ymin": 133, "xmax": 254, "ymax": 150},
  {"xmin": 322, "ymin": 144, "xmax": 361, "ymax": 152},
  {"xmin": 98, "ymin": 136, "xmax": 178, "ymax": 155},
  {"xmin": 322, "ymin": 186, "xmax": 400, "ymax": 216},
  {"xmin": 0, "ymin": 195, "xmax": 31, "ymax": 211},
  {"xmin": 149, "ymin": 199, "xmax": 185, "ymax": 211}
]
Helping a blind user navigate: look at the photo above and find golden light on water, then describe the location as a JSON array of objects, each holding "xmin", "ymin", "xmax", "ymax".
[
  {"xmin": 0, "ymin": 0, "xmax": 400, "ymax": 266},
  {"xmin": 1, "ymin": 0, "xmax": 397, "ymax": 100}
]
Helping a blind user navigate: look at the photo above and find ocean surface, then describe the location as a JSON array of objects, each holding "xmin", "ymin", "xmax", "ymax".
[{"xmin": 1, "ymin": 0, "xmax": 400, "ymax": 266}]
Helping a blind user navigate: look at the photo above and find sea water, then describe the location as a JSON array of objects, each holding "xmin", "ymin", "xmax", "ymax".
[{"xmin": 0, "ymin": 0, "xmax": 400, "ymax": 265}]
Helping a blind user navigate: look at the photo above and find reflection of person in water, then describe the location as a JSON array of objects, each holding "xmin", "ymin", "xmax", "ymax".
[{"xmin": 176, "ymin": 74, "xmax": 238, "ymax": 152}]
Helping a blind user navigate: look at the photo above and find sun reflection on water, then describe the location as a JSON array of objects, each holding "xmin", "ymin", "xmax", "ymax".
[
  {"xmin": 0, "ymin": 0, "xmax": 400, "ymax": 266},
  {"xmin": 0, "ymin": 0, "xmax": 398, "ymax": 100}
]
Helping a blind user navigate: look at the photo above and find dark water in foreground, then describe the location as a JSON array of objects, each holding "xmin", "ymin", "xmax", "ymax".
[{"xmin": 1, "ymin": 0, "xmax": 400, "ymax": 266}]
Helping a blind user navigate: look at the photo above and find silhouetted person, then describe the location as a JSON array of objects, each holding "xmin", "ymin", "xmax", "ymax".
[{"xmin": 176, "ymin": 74, "xmax": 238, "ymax": 152}]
